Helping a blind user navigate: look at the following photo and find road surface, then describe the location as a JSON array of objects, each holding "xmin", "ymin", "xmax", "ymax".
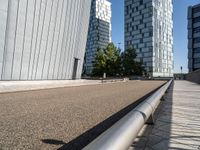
[{"xmin": 0, "ymin": 80, "xmax": 165, "ymax": 150}]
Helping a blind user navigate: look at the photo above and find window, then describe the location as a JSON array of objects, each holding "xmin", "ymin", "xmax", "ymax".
[
  {"xmin": 193, "ymin": 6, "xmax": 200, "ymax": 13},
  {"xmin": 193, "ymin": 16, "xmax": 200, "ymax": 23},
  {"xmin": 194, "ymin": 47, "xmax": 200, "ymax": 53},
  {"xmin": 194, "ymin": 38, "xmax": 200, "ymax": 43},
  {"xmin": 194, "ymin": 58, "xmax": 200, "ymax": 64},
  {"xmin": 193, "ymin": 27, "xmax": 200, "ymax": 33},
  {"xmin": 149, "ymin": 30, "xmax": 153, "ymax": 37},
  {"xmin": 135, "ymin": 7, "xmax": 138, "ymax": 12}
]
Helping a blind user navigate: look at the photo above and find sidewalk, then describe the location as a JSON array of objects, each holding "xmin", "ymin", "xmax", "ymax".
[
  {"xmin": 0, "ymin": 80, "xmax": 102, "ymax": 93},
  {"xmin": 0, "ymin": 78, "xmax": 130, "ymax": 93},
  {"xmin": 132, "ymin": 81, "xmax": 200, "ymax": 150}
]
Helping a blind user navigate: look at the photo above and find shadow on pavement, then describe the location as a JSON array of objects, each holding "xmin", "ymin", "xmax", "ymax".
[{"xmin": 41, "ymin": 139, "xmax": 66, "ymax": 145}]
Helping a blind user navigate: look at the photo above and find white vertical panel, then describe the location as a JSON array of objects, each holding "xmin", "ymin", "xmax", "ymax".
[
  {"xmin": 57, "ymin": 0, "xmax": 71, "ymax": 79},
  {"xmin": 32, "ymin": 0, "xmax": 46, "ymax": 79},
  {"xmin": 12, "ymin": 0, "xmax": 27, "ymax": 80},
  {"xmin": 42, "ymin": 0, "xmax": 58, "ymax": 79},
  {"xmin": 46, "ymin": 0, "xmax": 60, "ymax": 79},
  {"xmin": 47, "ymin": 0, "xmax": 63, "ymax": 79},
  {"xmin": 52, "ymin": 0, "xmax": 65, "ymax": 79},
  {"xmin": 3, "ymin": 0, "xmax": 19, "ymax": 80},
  {"xmin": 68, "ymin": 0, "xmax": 81, "ymax": 79},
  {"xmin": 34, "ymin": 0, "xmax": 47, "ymax": 79},
  {"xmin": 65, "ymin": 0, "xmax": 77, "ymax": 79},
  {"xmin": 20, "ymin": 0, "xmax": 35, "ymax": 80},
  {"xmin": 0, "ymin": 0, "xmax": 9, "ymax": 80},
  {"xmin": 36, "ymin": 0, "xmax": 51, "ymax": 79},
  {"xmin": 60, "ymin": 0, "xmax": 73, "ymax": 79},
  {"xmin": 28, "ymin": 0, "xmax": 41, "ymax": 79},
  {"xmin": 0, "ymin": 0, "xmax": 92, "ymax": 80}
]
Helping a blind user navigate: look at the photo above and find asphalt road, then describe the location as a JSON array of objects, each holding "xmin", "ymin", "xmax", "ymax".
[{"xmin": 0, "ymin": 80, "xmax": 165, "ymax": 150}]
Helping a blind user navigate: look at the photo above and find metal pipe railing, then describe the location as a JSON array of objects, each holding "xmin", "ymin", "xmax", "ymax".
[{"xmin": 83, "ymin": 80, "xmax": 172, "ymax": 150}]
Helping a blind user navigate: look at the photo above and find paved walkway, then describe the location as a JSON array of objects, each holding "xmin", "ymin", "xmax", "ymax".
[
  {"xmin": 0, "ymin": 79, "xmax": 129, "ymax": 93},
  {"xmin": 132, "ymin": 81, "xmax": 200, "ymax": 150},
  {"xmin": 0, "ymin": 80, "xmax": 103, "ymax": 93}
]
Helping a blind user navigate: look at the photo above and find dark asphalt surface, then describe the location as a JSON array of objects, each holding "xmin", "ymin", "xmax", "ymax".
[{"xmin": 0, "ymin": 81, "xmax": 165, "ymax": 150}]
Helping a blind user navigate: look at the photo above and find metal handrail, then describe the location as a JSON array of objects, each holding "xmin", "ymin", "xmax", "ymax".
[{"xmin": 83, "ymin": 80, "xmax": 172, "ymax": 150}]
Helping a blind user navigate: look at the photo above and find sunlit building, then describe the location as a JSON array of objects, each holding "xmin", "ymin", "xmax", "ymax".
[
  {"xmin": 0, "ymin": 0, "xmax": 91, "ymax": 80},
  {"xmin": 125, "ymin": 0, "xmax": 174, "ymax": 77},
  {"xmin": 84, "ymin": 0, "xmax": 112, "ymax": 75}
]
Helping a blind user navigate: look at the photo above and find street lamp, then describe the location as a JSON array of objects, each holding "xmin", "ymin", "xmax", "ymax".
[
  {"xmin": 180, "ymin": 66, "xmax": 183, "ymax": 80},
  {"xmin": 180, "ymin": 66, "xmax": 183, "ymax": 74}
]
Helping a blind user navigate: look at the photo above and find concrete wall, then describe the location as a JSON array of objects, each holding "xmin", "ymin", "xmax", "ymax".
[
  {"xmin": 0, "ymin": 0, "xmax": 91, "ymax": 80},
  {"xmin": 186, "ymin": 69, "xmax": 200, "ymax": 84}
]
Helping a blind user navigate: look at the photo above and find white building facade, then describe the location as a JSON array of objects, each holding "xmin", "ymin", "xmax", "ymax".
[
  {"xmin": 84, "ymin": 0, "xmax": 111, "ymax": 75},
  {"xmin": 125, "ymin": 0, "xmax": 173, "ymax": 77},
  {"xmin": 188, "ymin": 3, "xmax": 200, "ymax": 72},
  {"xmin": 0, "ymin": 0, "xmax": 91, "ymax": 80}
]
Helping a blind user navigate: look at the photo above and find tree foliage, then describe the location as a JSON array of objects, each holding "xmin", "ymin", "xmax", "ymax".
[
  {"xmin": 121, "ymin": 45, "xmax": 145, "ymax": 76},
  {"xmin": 92, "ymin": 48, "xmax": 107, "ymax": 76},
  {"xmin": 92, "ymin": 43, "xmax": 145, "ymax": 77}
]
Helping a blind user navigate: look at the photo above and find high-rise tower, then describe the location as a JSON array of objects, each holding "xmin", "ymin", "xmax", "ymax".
[
  {"xmin": 84, "ymin": 0, "xmax": 112, "ymax": 75},
  {"xmin": 125, "ymin": 0, "xmax": 173, "ymax": 77},
  {"xmin": 188, "ymin": 3, "xmax": 200, "ymax": 72}
]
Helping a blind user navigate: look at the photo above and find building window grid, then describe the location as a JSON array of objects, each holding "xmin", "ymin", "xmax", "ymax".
[
  {"xmin": 194, "ymin": 58, "xmax": 200, "ymax": 64},
  {"xmin": 194, "ymin": 47, "xmax": 200, "ymax": 53},
  {"xmin": 193, "ymin": 27, "xmax": 200, "ymax": 33},
  {"xmin": 193, "ymin": 16, "xmax": 200, "ymax": 23},
  {"xmin": 194, "ymin": 37, "xmax": 200, "ymax": 43}
]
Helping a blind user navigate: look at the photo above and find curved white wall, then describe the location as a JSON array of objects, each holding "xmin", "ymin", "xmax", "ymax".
[{"xmin": 0, "ymin": 0, "xmax": 91, "ymax": 80}]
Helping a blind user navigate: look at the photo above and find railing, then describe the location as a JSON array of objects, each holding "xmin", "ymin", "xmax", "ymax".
[{"xmin": 83, "ymin": 79, "xmax": 172, "ymax": 150}]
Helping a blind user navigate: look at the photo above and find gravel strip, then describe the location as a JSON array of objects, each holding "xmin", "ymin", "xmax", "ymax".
[{"xmin": 0, "ymin": 80, "xmax": 165, "ymax": 150}]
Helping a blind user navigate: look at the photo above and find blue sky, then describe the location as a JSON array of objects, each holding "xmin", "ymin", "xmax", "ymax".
[{"xmin": 110, "ymin": 0, "xmax": 200, "ymax": 73}]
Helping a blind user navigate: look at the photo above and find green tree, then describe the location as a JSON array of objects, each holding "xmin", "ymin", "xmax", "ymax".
[
  {"xmin": 92, "ymin": 43, "xmax": 121, "ymax": 77},
  {"xmin": 104, "ymin": 43, "xmax": 121, "ymax": 76},
  {"xmin": 121, "ymin": 45, "xmax": 145, "ymax": 76},
  {"xmin": 92, "ymin": 48, "xmax": 107, "ymax": 76}
]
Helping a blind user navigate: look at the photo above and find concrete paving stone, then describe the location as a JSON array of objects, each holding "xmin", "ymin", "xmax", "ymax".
[
  {"xmin": 144, "ymin": 147, "xmax": 155, "ymax": 150},
  {"xmin": 132, "ymin": 138, "xmax": 147, "ymax": 149},
  {"xmin": 170, "ymin": 137, "xmax": 200, "ymax": 146},
  {"xmin": 132, "ymin": 81, "xmax": 200, "ymax": 150},
  {"xmin": 145, "ymin": 135, "xmax": 165, "ymax": 147},
  {"xmin": 169, "ymin": 142, "xmax": 198, "ymax": 150},
  {"xmin": 151, "ymin": 139, "xmax": 169, "ymax": 150}
]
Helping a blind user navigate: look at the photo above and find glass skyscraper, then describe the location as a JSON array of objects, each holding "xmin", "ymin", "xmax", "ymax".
[
  {"xmin": 188, "ymin": 3, "xmax": 200, "ymax": 72},
  {"xmin": 84, "ymin": 0, "xmax": 112, "ymax": 75},
  {"xmin": 125, "ymin": 0, "xmax": 173, "ymax": 77}
]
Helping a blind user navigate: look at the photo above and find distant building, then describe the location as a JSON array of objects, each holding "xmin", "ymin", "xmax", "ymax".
[
  {"xmin": 84, "ymin": 0, "xmax": 112, "ymax": 75},
  {"xmin": 0, "ymin": 0, "xmax": 91, "ymax": 80},
  {"xmin": 188, "ymin": 3, "xmax": 200, "ymax": 72},
  {"xmin": 125, "ymin": 0, "xmax": 173, "ymax": 77}
]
